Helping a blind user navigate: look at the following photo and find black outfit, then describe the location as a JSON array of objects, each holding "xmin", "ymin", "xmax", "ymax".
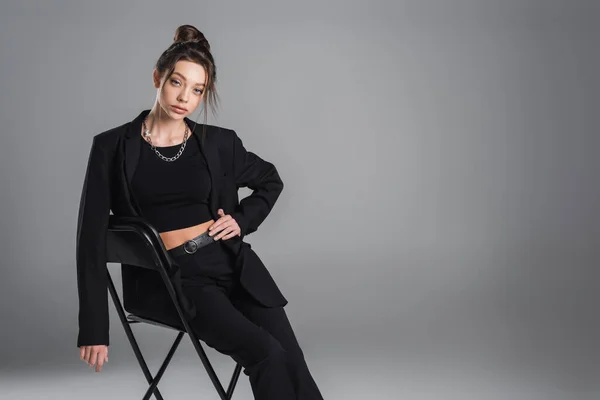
[
  {"xmin": 131, "ymin": 136, "xmax": 213, "ymax": 233},
  {"xmin": 76, "ymin": 109, "xmax": 324, "ymax": 399},
  {"xmin": 132, "ymin": 137, "xmax": 234, "ymax": 278}
]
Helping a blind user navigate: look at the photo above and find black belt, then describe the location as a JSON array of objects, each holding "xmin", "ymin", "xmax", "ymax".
[{"xmin": 167, "ymin": 230, "xmax": 216, "ymax": 258}]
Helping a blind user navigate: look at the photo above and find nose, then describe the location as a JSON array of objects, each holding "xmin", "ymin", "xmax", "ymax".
[{"xmin": 177, "ymin": 90, "xmax": 189, "ymax": 103}]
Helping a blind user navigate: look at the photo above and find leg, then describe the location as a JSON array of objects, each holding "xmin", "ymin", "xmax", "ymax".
[
  {"xmin": 231, "ymin": 285, "xmax": 325, "ymax": 400},
  {"xmin": 181, "ymin": 280, "xmax": 296, "ymax": 400}
]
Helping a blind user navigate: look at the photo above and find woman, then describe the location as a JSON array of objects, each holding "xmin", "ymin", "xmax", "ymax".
[{"xmin": 76, "ymin": 24, "xmax": 324, "ymax": 400}]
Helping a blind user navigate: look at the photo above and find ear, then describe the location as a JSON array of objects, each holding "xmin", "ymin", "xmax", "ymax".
[{"xmin": 152, "ymin": 69, "xmax": 161, "ymax": 89}]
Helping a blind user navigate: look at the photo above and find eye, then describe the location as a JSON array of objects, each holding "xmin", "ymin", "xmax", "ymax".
[
  {"xmin": 170, "ymin": 79, "xmax": 181, "ymax": 86},
  {"xmin": 194, "ymin": 88, "xmax": 204, "ymax": 95}
]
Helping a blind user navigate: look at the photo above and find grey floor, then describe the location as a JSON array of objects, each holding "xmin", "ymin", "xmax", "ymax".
[{"xmin": 1, "ymin": 344, "xmax": 596, "ymax": 400}]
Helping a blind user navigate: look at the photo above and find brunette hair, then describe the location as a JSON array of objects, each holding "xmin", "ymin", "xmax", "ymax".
[{"xmin": 154, "ymin": 24, "xmax": 219, "ymax": 143}]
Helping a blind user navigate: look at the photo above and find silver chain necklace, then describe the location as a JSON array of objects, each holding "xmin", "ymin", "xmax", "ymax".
[{"xmin": 142, "ymin": 117, "xmax": 189, "ymax": 162}]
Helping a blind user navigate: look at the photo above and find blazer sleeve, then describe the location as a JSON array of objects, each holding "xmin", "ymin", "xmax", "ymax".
[
  {"xmin": 76, "ymin": 135, "xmax": 112, "ymax": 347},
  {"xmin": 229, "ymin": 130, "xmax": 284, "ymax": 237}
]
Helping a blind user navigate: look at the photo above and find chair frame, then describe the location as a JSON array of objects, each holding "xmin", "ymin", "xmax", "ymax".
[{"xmin": 105, "ymin": 215, "xmax": 243, "ymax": 400}]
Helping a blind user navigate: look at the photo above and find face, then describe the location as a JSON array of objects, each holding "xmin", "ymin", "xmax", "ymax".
[{"xmin": 153, "ymin": 60, "xmax": 207, "ymax": 119}]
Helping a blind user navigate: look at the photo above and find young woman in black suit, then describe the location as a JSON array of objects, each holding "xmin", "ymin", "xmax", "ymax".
[{"xmin": 76, "ymin": 24, "xmax": 324, "ymax": 400}]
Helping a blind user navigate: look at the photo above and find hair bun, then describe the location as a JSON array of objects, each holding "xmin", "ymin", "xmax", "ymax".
[{"xmin": 173, "ymin": 24, "xmax": 210, "ymax": 50}]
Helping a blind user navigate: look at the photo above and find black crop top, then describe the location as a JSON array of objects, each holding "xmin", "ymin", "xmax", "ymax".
[{"xmin": 131, "ymin": 136, "xmax": 213, "ymax": 233}]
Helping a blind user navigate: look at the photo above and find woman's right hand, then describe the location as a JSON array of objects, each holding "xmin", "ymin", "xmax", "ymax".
[{"xmin": 80, "ymin": 345, "xmax": 108, "ymax": 372}]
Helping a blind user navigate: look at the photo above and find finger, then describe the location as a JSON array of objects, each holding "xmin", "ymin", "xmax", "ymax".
[
  {"xmin": 209, "ymin": 220, "xmax": 230, "ymax": 236},
  {"xmin": 220, "ymin": 224, "xmax": 240, "ymax": 240},
  {"xmin": 210, "ymin": 214, "xmax": 231, "ymax": 229},
  {"xmin": 96, "ymin": 356, "xmax": 104, "ymax": 373},
  {"xmin": 213, "ymin": 225, "xmax": 231, "ymax": 239},
  {"xmin": 80, "ymin": 347, "xmax": 85, "ymax": 360},
  {"xmin": 209, "ymin": 219, "xmax": 224, "ymax": 232},
  {"xmin": 215, "ymin": 226, "xmax": 235, "ymax": 240},
  {"xmin": 221, "ymin": 229, "xmax": 239, "ymax": 240},
  {"xmin": 84, "ymin": 347, "xmax": 91, "ymax": 364},
  {"xmin": 89, "ymin": 351, "xmax": 98, "ymax": 368}
]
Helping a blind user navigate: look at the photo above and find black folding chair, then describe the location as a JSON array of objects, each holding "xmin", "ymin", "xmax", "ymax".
[{"xmin": 105, "ymin": 215, "xmax": 243, "ymax": 400}]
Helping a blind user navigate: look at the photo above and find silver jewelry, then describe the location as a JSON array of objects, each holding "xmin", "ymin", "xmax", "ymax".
[{"xmin": 142, "ymin": 117, "xmax": 189, "ymax": 162}]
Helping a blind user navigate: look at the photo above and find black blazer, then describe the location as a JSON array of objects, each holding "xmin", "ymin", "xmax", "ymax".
[{"xmin": 76, "ymin": 109, "xmax": 287, "ymax": 347}]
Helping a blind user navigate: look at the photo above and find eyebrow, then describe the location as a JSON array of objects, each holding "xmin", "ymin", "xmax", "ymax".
[{"xmin": 172, "ymin": 71, "xmax": 206, "ymax": 87}]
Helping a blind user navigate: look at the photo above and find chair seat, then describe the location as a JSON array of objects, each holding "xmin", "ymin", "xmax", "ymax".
[{"xmin": 127, "ymin": 313, "xmax": 186, "ymax": 332}]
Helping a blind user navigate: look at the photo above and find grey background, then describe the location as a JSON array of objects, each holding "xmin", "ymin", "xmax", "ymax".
[{"xmin": 0, "ymin": 0, "xmax": 598, "ymax": 399}]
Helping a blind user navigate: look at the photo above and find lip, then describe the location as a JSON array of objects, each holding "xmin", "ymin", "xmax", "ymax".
[{"xmin": 170, "ymin": 105, "xmax": 187, "ymax": 113}]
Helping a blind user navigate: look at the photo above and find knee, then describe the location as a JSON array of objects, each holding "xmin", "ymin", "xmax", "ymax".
[
  {"xmin": 260, "ymin": 335, "xmax": 289, "ymax": 362},
  {"xmin": 255, "ymin": 329, "xmax": 307, "ymax": 368},
  {"xmin": 257, "ymin": 336, "xmax": 312, "ymax": 372},
  {"xmin": 242, "ymin": 335, "xmax": 288, "ymax": 375}
]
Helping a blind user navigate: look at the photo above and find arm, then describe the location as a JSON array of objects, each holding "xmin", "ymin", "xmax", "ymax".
[
  {"xmin": 229, "ymin": 130, "xmax": 284, "ymax": 237},
  {"xmin": 76, "ymin": 135, "xmax": 112, "ymax": 347}
]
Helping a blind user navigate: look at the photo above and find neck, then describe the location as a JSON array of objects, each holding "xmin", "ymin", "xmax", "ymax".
[{"xmin": 146, "ymin": 104, "xmax": 187, "ymax": 142}]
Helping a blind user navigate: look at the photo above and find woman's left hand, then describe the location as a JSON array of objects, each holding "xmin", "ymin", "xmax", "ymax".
[{"xmin": 208, "ymin": 209, "xmax": 241, "ymax": 240}]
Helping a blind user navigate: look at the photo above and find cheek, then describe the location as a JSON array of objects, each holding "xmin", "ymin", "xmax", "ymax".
[
  {"xmin": 160, "ymin": 86, "xmax": 175, "ymax": 100},
  {"xmin": 186, "ymin": 95, "xmax": 201, "ymax": 109}
]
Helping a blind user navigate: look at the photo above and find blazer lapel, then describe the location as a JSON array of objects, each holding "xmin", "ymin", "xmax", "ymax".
[
  {"xmin": 123, "ymin": 110, "xmax": 148, "ymax": 215},
  {"xmin": 187, "ymin": 119, "xmax": 244, "ymax": 254},
  {"xmin": 185, "ymin": 115, "xmax": 222, "ymax": 220}
]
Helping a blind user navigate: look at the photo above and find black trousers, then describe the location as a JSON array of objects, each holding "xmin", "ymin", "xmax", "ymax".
[{"xmin": 168, "ymin": 240, "xmax": 324, "ymax": 400}]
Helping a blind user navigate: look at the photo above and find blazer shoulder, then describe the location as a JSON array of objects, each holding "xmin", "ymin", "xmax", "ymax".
[
  {"xmin": 201, "ymin": 123, "xmax": 235, "ymax": 137},
  {"xmin": 196, "ymin": 123, "xmax": 237, "ymax": 147},
  {"xmin": 94, "ymin": 121, "xmax": 128, "ymax": 140},
  {"xmin": 91, "ymin": 121, "xmax": 129, "ymax": 149}
]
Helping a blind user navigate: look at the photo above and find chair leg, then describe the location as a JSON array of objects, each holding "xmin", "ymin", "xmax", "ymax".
[
  {"xmin": 173, "ymin": 303, "xmax": 243, "ymax": 399},
  {"xmin": 227, "ymin": 364, "xmax": 243, "ymax": 399},
  {"xmin": 108, "ymin": 272, "xmax": 166, "ymax": 400},
  {"xmin": 183, "ymin": 330, "xmax": 230, "ymax": 399},
  {"xmin": 108, "ymin": 270, "xmax": 243, "ymax": 400},
  {"xmin": 141, "ymin": 332, "xmax": 184, "ymax": 400}
]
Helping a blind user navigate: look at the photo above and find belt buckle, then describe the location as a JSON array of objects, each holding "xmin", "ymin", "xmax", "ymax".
[{"xmin": 183, "ymin": 240, "xmax": 198, "ymax": 254}]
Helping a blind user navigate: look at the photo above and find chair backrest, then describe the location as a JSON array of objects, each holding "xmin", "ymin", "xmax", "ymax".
[
  {"xmin": 106, "ymin": 215, "xmax": 188, "ymax": 326},
  {"xmin": 106, "ymin": 215, "xmax": 173, "ymax": 273}
]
